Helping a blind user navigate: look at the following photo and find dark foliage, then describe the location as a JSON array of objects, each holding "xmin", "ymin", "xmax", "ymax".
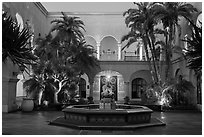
[{"xmin": 2, "ymin": 12, "xmax": 37, "ymax": 68}]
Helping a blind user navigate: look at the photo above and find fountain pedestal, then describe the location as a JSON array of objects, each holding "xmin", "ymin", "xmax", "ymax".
[{"xmin": 100, "ymin": 98, "xmax": 116, "ymax": 110}]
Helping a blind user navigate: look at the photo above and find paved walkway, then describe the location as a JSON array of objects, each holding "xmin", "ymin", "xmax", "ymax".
[{"xmin": 2, "ymin": 110, "xmax": 202, "ymax": 135}]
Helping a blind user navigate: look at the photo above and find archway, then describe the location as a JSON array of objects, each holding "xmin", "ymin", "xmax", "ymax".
[
  {"xmin": 131, "ymin": 78, "xmax": 147, "ymax": 99},
  {"xmin": 175, "ymin": 68, "xmax": 183, "ymax": 82},
  {"xmin": 129, "ymin": 70, "xmax": 152, "ymax": 99},
  {"xmin": 79, "ymin": 78, "xmax": 86, "ymax": 98},
  {"xmin": 93, "ymin": 70, "xmax": 124, "ymax": 101},
  {"xmin": 78, "ymin": 73, "xmax": 90, "ymax": 98},
  {"xmin": 85, "ymin": 36, "xmax": 97, "ymax": 58},
  {"xmin": 100, "ymin": 36, "xmax": 118, "ymax": 60},
  {"xmin": 196, "ymin": 12, "xmax": 202, "ymax": 28},
  {"xmin": 15, "ymin": 13, "xmax": 24, "ymax": 32}
]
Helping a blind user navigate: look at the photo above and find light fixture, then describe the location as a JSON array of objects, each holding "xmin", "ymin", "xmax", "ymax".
[{"xmin": 106, "ymin": 75, "xmax": 111, "ymax": 81}]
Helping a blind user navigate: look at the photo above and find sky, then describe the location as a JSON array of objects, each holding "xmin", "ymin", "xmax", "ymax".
[{"xmin": 41, "ymin": 2, "xmax": 136, "ymax": 13}]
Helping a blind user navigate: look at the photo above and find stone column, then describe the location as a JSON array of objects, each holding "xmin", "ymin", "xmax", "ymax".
[
  {"xmin": 96, "ymin": 42, "xmax": 100, "ymax": 60},
  {"xmin": 139, "ymin": 44, "xmax": 143, "ymax": 61},
  {"xmin": 118, "ymin": 42, "xmax": 122, "ymax": 60}
]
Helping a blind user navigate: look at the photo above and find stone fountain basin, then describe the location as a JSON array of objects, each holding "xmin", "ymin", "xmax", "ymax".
[{"xmin": 61, "ymin": 104, "xmax": 153, "ymax": 126}]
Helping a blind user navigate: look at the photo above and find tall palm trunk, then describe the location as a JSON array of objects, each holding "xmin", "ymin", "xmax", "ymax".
[
  {"xmin": 148, "ymin": 32, "xmax": 162, "ymax": 84},
  {"xmin": 143, "ymin": 36, "xmax": 156, "ymax": 82},
  {"xmin": 145, "ymin": 33, "xmax": 159, "ymax": 83},
  {"xmin": 165, "ymin": 25, "xmax": 174, "ymax": 83}
]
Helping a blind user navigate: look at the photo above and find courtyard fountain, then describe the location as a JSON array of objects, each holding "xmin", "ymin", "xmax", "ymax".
[{"xmin": 50, "ymin": 74, "xmax": 166, "ymax": 129}]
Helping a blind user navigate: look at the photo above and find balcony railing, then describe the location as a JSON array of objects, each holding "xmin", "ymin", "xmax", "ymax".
[
  {"xmin": 123, "ymin": 51, "xmax": 146, "ymax": 61},
  {"xmin": 98, "ymin": 51, "xmax": 164, "ymax": 61}
]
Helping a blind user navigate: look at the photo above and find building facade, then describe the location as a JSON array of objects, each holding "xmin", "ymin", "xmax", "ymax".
[{"xmin": 2, "ymin": 2, "xmax": 202, "ymax": 112}]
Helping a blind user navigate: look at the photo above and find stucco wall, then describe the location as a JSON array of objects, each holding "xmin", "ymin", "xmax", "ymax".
[{"xmin": 3, "ymin": 2, "xmax": 49, "ymax": 40}]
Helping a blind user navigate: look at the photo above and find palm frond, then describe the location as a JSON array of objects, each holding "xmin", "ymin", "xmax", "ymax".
[
  {"xmin": 182, "ymin": 18, "xmax": 202, "ymax": 73},
  {"xmin": 2, "ymin": 12, "xmax": 37, "ymax": 68}
]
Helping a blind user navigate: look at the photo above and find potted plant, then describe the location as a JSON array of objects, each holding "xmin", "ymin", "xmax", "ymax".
[
  {"xmin": 87, "ymin": 96, "xmax": 94, "ymax": 104},
  {"xmin": 23, "ymin": 75, "xmax": 46, "ymax": 111},
  {"xmin": 124, "ymin": 96, "xmax": 130, "ymax": 104}
]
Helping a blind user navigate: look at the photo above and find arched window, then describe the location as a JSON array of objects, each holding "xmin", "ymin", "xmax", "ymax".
[
  {"xmin": 132, "ymin": 78, "xmax": 147, "ymax": 99},
  {"xmin": 79, "ymin": 78, "xmax": 86, "ymax": 98},
  {"xmin": 100, "ymin": 36, "xmax": 118, "ymax": 61},
  {"xmin": 15, "ymin": 13, "xmax": 24, "ymax": 32},
  {"xmin": 196, "ymin": 13, "xmax": 202, "ymax": 28}
]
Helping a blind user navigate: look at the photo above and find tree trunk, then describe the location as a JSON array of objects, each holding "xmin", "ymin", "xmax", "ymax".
[
  {"xmin": 164, "ymin": 29, "xmax": 171, "ymax": 83},
  {"xmin": 149, "ymin": 32, "xmax": 162, "ymax": 84},
  {"xmin": 54, "ymin": 92, "xmax": 59, "ymax": 104},
  {"xmin": 142, "ymin": 36, "xmax": 155, "ymax": 83},
  {"xmin": 145, "ymin": 34, "xmax": 158, "ymax": 83},
  {"xmin": 165, "ymin": 26, "xmax": 173, "ymax": 83},
  {"xmin": 38, "ymin": 89, "xmax": 43, "ymax": 105}
]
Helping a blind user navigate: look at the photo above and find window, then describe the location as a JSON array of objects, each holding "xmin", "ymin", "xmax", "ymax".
[
  {"xmin": 79, "ymin": 78, "xmax": 86, "ymax": 98},
  {"xmin": 132, "ymin": 78, "xmax": 147, "ymax": 99}
]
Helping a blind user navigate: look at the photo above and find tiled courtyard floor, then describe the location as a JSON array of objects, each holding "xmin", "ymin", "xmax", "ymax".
[{"xmin": 2, "ymin": 110, "xmax": 202, "ymax": 135}]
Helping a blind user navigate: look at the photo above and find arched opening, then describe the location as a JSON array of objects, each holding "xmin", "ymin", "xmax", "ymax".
[
  {"xmin": 122, "ymin": 39, "xmax": 146, "ymax": 61},
  {"xmin": 100, "ymin": 36, "xmax": 118, "ymax": 60},
  {"xmin": 93, "ymin": 70, "xmax": 124, "ymax": 101},
  {"xmin": 131, "ymin": 78, "xmax": 147, "ymax": 99},
  {"xmin": 15, "ymin": 13, "xmax": 24, "ymax": 32},
  {"xmin": 196, "ymin": 12, "xmax": 202, "ymax": 28},
  {"xmin": 16, "ymin": 74, "xmax": 25, "ymax": 97},
  {"xmin": 85, "ymin": 36, "xmax": 97, "ymax": 58},
  {"xmin": 79, "ymin": 78, "xmax": 86, "ymax": 98},
  {"xmin": 175, "ymin": 68, "xmax": 183, "ymax": 83},
  {"xmin": 16, "ymin": 73, "xmax": 26, "ymax": 109}
]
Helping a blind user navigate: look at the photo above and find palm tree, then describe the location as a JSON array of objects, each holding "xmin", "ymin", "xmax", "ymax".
[
  {"xmin": 2, "ymin": 11, "xmax": 37, "ymax": 69},
  {"xmin": 153, "ymin": 2, "xmax": 197, "ymax": 83},
  {"xmin": 50, "ymin": 12, "xmax": 85, "ymax": 45},
  {"xmin": 183, "ymin": 19, "xmax": 202, "ymax": 104},
  {"xmin": 26, "ymin": 12, "xmax": 99, "ymax": 104},
  {"xmin": 23, "ymin": 61, "xmax": 48, "ymax": 105},
  {"xmin": 122, "ymin": 2, "xmax": 161, "ymax": 84},
  {"xmin": 50, "ymin": 12, "xmax": 99, "ymax": 101},
  {"xmin": 74, "ymin": 40, "xmax": 99, "ymax": 75}
]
